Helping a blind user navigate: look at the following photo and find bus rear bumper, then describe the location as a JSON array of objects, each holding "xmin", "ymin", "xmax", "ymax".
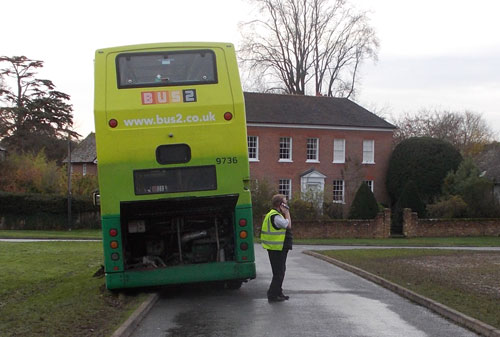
[{"xmin": 105, "ymin": 261, "xmax": 256, "ymax": 290}]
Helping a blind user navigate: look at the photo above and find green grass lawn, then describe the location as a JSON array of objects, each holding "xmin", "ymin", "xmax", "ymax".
[
  {"xmin": 318, "ymin": 249, "xmax": 500, "ymax": 330},
  {"xmin": 0, "ymin": 241, "xmax": 147, "ymax": 337},
  {"xmin": 284, "ymin": 236, "xmax": 500, "ymax": 247},
  {"xmin": 2, "ymin": 229, "xmax": 500, "ymax": 247},
  {"xmin": 0, "ymin": 229, "xmax": 102, "ymax": 239}
]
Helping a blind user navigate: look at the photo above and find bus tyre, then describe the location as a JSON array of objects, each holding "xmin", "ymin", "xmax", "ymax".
[{"xmin": 225, "ymin": 280, "xmax": 243, "ymax": 290}]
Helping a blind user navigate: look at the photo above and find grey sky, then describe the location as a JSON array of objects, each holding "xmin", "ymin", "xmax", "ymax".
[{"xmin": 1, "ymin": 0, "xmax": 499, "ymax": 139}]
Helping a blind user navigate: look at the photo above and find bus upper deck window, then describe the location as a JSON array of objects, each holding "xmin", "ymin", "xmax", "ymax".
[{"xmin": 116, "ymin": 50, "xmax": 217, "ymax": 88}]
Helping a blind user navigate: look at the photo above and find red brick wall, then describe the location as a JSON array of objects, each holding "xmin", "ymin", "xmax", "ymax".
[
  {"xmin": 254, "ymin": 209, "xmax": 391, "ymax": 239},
  {"xmin": 403, "ymin": 209, "xmax": 500, "ymax": 237},
  {"xmin": 248, "ymin": 125, "xmax": 394, "ymax": 213}
]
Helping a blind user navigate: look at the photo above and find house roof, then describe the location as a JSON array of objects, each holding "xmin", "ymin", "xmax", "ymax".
[
  {"xmin": 474, "ymin": 142, "xmax": 500, "ymax": 183},
  {"xmin": 64, "ymin": 132, "xmax": 96, "ymax": 163},
  {"xmin": 244, "ymin": 92, "xmax": 396, "ymax": 130}
]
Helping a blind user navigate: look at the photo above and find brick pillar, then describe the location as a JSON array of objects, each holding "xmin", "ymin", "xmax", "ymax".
[
  {"xmin": 403, "ymin": 208, "xmax": 418, "ymax": 237},
  {"xmin": 383, "ymin": 208, "xmax": 391, "ymax": 238}
]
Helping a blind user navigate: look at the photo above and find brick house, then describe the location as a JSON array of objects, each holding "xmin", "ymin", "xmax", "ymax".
[
  {"xmin": 64, "ymin": 132, "xmax": 98, "ymax": 176},
  {"xmin": 474, "ymin": 142, "xmax": 500, "ymax": 201},
  {"xmin": 244, "ymin": 92, "xmax": 396, "ymax": 215}
]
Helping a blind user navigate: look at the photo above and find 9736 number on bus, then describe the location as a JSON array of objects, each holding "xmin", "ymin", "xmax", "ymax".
[{"xmin": 216, "ymin": 157, "xmax": 238, "ymax": 164}]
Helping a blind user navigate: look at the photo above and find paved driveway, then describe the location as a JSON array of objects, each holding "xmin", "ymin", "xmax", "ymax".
[{"xmin": 130, "ymin": 244, "xmax": 478, "ymax": 337}]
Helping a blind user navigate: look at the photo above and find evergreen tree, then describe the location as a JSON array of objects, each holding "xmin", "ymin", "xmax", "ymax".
[
  {"xmin": 348, "ymin": 182, "xmax": 379, "ymax": 219},
  {"xmin": 441, "ymin": 158, "xmax": 500, "ymax": 218},
  {"xmin": 0, "ymin": 56, "xmax": 79, "ymax": 155},
  {"xmin": 386, "ymin": 137, "xmax": 462, "ymax": 205}
]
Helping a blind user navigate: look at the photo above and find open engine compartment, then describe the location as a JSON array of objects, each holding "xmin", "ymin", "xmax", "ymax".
[{"xmin": 120, "ymin": 195, "xmax": 238, "ymax": 270}]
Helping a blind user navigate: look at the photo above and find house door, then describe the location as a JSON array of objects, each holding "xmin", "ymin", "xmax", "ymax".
[{"xmin": 300, "ymin": 178, "xmax": 325, "ymax": 210}]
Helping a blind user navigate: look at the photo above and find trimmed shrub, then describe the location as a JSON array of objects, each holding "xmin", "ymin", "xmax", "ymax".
[
  {"xmin": 323, "ymin": 202, "xmax": 344, "ymax": 219},
  {"xmin": 386, "ymin": 137, "xmax": 462, "ymax": 204},
  {"xmin": 0, "ymin": 192, "xmax": 97, "ymax": 215},
  {"xmin": 427, "ymin": 195, "xmax": 468, "ymax": 218},
  {"xmin": 0, "ymin": 192, "xmax": 100, "ymax": 229},
  {"xmin": 348, "ymin": 182, "xmax": 379, "ymax": 219},
  {"xmin": 289, "ymin": 198, "xmax": 318, "ymax": 220}
]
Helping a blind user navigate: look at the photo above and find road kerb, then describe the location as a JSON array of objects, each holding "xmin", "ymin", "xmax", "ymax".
[
  {"xmin": 111, "ymin": 293, "xmax": 160, "ymax": 337},
  {"xmin": 304, "ymin": 250, "xmax": 500, "ymax": 337}
]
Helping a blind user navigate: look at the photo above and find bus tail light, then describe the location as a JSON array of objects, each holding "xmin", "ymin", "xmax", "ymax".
[
  {"xmin": 239, "ymin": 230, "xmax": 248, "ymax": 239},
  {"xmin": 109, "ymin": 228, "xmax": 118, "ymax": 237},
  {"xmin": 239, "ymin": 219, "xmax": 247, "ymax": 227},
  {"xmin": 224, "ymin": 112, "xmax": 233, "ymax": 121},
  {"xmin": 111, "ymin": 253, "xmax": 120, "ymax": 261},
  {"xmin": 110, "ymin": 241, "xmax": 119, "ymax": 249},
  {"xmin": 240, "ymin": 242, "xmax": 248, "ymax": 250},
  {"xmin": 109, "ymin": 119, "xmax": 118, "ymax": 128}
]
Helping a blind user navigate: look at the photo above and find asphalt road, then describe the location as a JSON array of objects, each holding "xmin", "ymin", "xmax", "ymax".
[{"xmin": 130, "ymin": 244, "xmax": 478, "ymax": 337}]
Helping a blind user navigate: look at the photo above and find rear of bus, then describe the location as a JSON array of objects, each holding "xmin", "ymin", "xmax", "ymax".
[{"xmin": 94, "ymin": 42, "xmax": 255, "ymax": 289}]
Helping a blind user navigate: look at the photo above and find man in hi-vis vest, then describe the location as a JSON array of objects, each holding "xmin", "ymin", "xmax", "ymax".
[{"xmin": 261, "ymin": 194, "xmax": 293, "ymax": 302}]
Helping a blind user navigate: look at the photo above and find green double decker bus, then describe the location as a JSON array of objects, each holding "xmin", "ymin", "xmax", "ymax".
[{"xmin": 94, "ymin": 42, "xmax": 255, "ymax": 289}]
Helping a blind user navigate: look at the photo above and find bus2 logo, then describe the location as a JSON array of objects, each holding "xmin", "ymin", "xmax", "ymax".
[{"xmin": 141, "ymin": 89, "xmax": 197, "ymax": 105}]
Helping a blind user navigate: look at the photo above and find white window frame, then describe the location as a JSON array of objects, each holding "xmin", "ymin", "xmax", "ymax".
[
  {"xmin": 279, "ymin": 179, "xmax": 292, "ymax": 200},
  {"xmin": 362, "ymin": 140, "xmax": 375, "ymax": 164},
  {"xmin": 333, "ymin": 180, "xmax": 345, "ymax": 204},
  {"xmin": 364, "ymin": 180, "xmax": 374, "ymax": 192},
  {"xmin": 333, "ymin": 139, "xmax": 345, "ymax": 163},
  {"xmin": 279, "ymin": 137, "xmax": 293, "ymax": 162},
  {"xmin": 82, "ymin": 163, "xmax": 87, "ymax": 176},
  {"xmin": 306, "ymin": 138, "xmax": 319, "ymax": 162},
  {"xmin": 247, "ymin": 136, "xmax": 259, "ymax": 162}
]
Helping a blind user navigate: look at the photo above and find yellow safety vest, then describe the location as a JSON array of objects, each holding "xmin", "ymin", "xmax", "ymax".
[{"xmin": 260, "ymin": 209, "xmax": 286, "ymax": 251}]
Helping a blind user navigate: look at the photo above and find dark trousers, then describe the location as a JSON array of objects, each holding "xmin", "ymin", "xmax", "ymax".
[{"xmin": 267, "ymin": 249, "xmax": 289, "ymax": 298}]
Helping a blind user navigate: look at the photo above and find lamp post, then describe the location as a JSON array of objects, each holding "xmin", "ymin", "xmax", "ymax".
[{"xmin": 67, "ymin": 129, "xmax": 72, "ymax": 230}]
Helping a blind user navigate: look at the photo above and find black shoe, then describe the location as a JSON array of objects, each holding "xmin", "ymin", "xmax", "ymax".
[
  {"xmin": 268, "ymin": 296, "xmax": 286, "ymax": 302},
  {"xmin": 279, "ymin": 294, "xmax": 290, "ymax": 300}
]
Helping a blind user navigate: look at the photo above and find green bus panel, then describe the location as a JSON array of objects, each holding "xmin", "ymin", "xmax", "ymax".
[{"xmin": 105, "ymin": 261, "xmax": 256, "ymax": 289}]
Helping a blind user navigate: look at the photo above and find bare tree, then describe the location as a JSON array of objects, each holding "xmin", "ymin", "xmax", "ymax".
[
  {"xmin": 393, "ymin": 109, "xmax": 495, "ymax": 155},
  {"xmin": 239, "ymin": 0, "xmax": 378, "ymax": 98}
]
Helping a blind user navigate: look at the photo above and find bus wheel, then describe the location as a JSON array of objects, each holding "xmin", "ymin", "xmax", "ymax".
[{"xmin": 225, "ymin": 280, "xmax": 242, "ymax": 290}]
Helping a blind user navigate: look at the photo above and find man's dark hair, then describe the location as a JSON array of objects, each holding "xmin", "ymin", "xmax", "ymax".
[{"xmin": 271, "ymin": 194, "xmax": 286, "ymax": 208}]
